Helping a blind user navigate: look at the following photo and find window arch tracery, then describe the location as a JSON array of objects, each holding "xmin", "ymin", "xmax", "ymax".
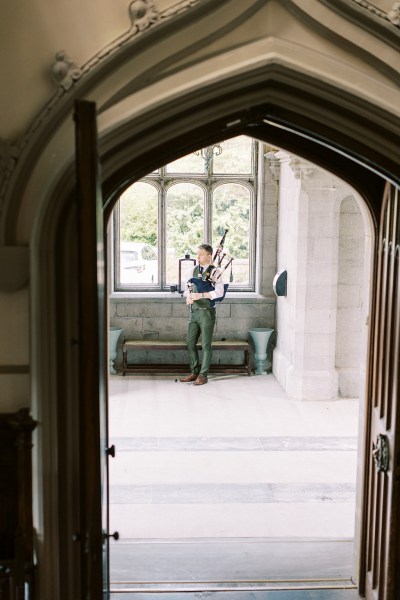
[{"xmin": 113, "ymin": 135, "xmax": 258, "ymax": 292}]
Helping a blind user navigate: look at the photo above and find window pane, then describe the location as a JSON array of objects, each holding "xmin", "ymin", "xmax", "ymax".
[
  {"xmin": 212, "ymin": 184, "xmax": 251, "ymax": 286},
  {"xmin": 212, "ymin": 136, "xmax": 253, "ymax": 175},
  {"xmin": 119, "ymin": 182, "xmax": 158, "ymax": 285},
  {"xmin": 166, "ymin": 183, "xmax": 204, "ymax": 285},
  {"xmin": 166, "ymin": 152, "xmax": 205, "ymax": 174}
]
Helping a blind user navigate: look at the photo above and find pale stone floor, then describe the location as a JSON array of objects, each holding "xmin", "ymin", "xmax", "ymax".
[{"xmin": 108, "ymin": 374, "xmax": 360, "ymax": 593}]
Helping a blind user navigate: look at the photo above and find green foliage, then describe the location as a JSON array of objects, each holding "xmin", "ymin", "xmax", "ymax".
[
  {"xmin": 118, "ymin": 137, "xmax": 254, "ymax": 287},
  {"xmin": 167, "ymin": 183, "xmax": 204, "ymax": 257},
  {"xmin": 120, "ymin": 183, "xmax": 158, "ymax": 245},
  {"xmin": 213, "ymin": 184, "xmax": 250, "ymax": 259},
  {"xmin": 119, "ymin": 182, "xmax": 251, "ymax": 260}
]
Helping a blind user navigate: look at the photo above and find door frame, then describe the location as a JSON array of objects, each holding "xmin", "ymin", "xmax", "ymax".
[
  {"xmin": 30, "ymin": 87, "xmax": 399, "ymax": 598},
  {"xmin": 102, "ymin": 113, "xmax": 383, "ymax": 593}
]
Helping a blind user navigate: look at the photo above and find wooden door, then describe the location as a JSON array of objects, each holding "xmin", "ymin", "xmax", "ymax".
[
  {"xmin": 75, "ymin": 99, "xmax": 110, "ymax": 599},
  {"xmin": 363, "ymin": 182, "xmax": 400, "ymax": 600}
]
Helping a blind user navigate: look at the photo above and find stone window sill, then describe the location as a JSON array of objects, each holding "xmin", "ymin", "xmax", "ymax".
[{"xmin": 109, "ymin": 292, "xmax": 276, "ymax": 304}]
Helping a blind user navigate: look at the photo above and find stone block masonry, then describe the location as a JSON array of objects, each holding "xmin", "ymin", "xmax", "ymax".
[
  {"xmin": 109, "ymin": 297, "xmax": 276, "ymax": 372},
  {"xmin": 272, "ymin": 151, "xmax": 368, "ymax": 401}
]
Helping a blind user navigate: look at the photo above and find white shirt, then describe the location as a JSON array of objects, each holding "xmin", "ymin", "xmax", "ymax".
[{"xmin": 184, "ymin": 262, "xmax": 225, "ymax": 301}]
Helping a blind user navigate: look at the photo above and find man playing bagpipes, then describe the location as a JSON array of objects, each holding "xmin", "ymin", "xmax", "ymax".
[{"xmin": 180, "ymin": 238, "xmax": 231, "ymax": 386}]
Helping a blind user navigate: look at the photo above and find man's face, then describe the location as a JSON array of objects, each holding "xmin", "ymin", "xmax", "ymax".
[{"xmin": 197, "ymin": 248, "xmax": 212, "ymax": 266}]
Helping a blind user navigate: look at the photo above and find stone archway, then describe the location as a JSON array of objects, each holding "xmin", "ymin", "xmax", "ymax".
[
  {"xmin": 28, "ymin": 79, "xmax": 395, "ymax": 598},
  {"xmin": 4, "ymin": 5, "xmax": 397, "ymax": 598}
]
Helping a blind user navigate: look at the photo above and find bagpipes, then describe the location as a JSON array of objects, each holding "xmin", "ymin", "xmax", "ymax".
[
  {"xmin": 212, "ymin": 228, "xmax": 234, "ymax": 283},
  {"xmin": 188, "ymin": 228, "xmax": 234, "ymax": 303}
]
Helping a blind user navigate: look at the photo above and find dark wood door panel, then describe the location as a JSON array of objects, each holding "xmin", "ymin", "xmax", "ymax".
[
  {"xmin": 365, "ymin": 183, "xmax": 400, "ymax": 600},
  {"xmin": 75, "ymin": 100, "xmax": 109, "ymax": 600}
]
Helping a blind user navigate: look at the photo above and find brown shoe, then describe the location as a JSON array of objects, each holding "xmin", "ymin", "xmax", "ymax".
[
  {"xmin": 193, "ymin": 374, "xmax": 208, "ymax": 386},
  {"xmin": 179, "ymin": 373, "xmax": 198, "ymax": 382}
]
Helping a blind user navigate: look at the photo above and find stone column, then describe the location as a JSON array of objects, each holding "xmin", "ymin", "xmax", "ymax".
[
  {"xmin": 271, "ymin": 151, "xmax": 340, "ymax": 401},
  {"xmin": 335, "ymin": 196, "xmax": 365, "ymax": 396},
  {"xmin": 258, "ymin": 145, "xmax": 279, "ymax": 297}
]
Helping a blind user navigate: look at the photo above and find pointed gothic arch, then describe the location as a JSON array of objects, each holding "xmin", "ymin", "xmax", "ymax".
[
  {"xmin": 6, "ymin": 3, "xmax": 398, "ymax": 598},
  {"xmin": 31, "ymin": 88, "xmax": 396, "ymax": 600}
]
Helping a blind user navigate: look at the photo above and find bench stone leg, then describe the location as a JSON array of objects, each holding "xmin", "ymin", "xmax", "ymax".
[
  {"xmin": 245, "ymin": 349, "xmax": 251, "ymax": 376},
  {"xmin": 122, "ymin": 350, "xmax": 127, "ymax": 376}
]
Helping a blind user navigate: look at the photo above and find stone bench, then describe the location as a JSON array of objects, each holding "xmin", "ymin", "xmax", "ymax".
[{"xmin": 122, "ymin": 339, "xmax": 251, "ymax": 376}]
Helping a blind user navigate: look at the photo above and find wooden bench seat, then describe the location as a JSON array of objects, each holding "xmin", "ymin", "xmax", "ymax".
[{"xmin": 122, "ymin": 339, "xmax": 251, "ymax": 376}]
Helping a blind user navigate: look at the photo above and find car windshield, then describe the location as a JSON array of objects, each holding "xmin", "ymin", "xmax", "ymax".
[
  {"xmin": 121, "ymin": 251, "xmax": 138, "ymax": 267},
  {"xmin": 119, "ymin": 244, "xmax": 159, "ymax": 285}
]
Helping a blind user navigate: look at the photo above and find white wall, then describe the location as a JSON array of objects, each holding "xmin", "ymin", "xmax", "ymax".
[
  {"xmin": 109, "ymin": 141, "xmax": 279, "ymax": 371},
  {"xmin": 335, "ymin": 196, "xmax": 366, "ymax": 397},
  {"xmin": 109, "ymin": 150, "xmax": 370, "ymax": 390},
  {"xmin": 273, "ymin": 152, "xmax": 369, "ymax": 401}
]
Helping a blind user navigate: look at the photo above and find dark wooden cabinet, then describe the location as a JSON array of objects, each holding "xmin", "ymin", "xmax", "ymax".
[{"xmin": 0, "ymin": 409, "xmax": 36, "ymax": 600}]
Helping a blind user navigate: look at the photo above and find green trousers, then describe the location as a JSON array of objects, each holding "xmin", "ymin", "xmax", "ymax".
[{"xmin": 186, "ymin": 307, "xmax": 216, "ymax": 376}]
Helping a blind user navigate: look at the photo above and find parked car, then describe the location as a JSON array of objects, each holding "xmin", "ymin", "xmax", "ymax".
[{"xmin": 120, "ymin": 242, "xmax": 158, "ymax": 283}]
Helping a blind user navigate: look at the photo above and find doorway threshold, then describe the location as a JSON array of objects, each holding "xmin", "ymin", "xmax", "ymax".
[
  {"xmin": 110, "ymin": 538, "xmax": 357, "ymax": 594},
  {"xmin": 110, "ymin": 589, "xmax": 359, "ymax": 600},
  {"xmin": 110, "ymin": 579, "xmax": 356, "ymax": 591}
]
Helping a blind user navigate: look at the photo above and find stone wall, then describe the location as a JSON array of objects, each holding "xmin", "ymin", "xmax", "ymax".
[
  {"xmin": 258, "ymin": 145, "xmax": 279, "ymax": 297},
  {"xmin": 335, "ymin": 196, "xmax": 365, "ymax": 397},
  {"xmin": 108, "ymin": 142, "xmax": 279, "ymax": 373},
  {"xmin": 109, "ymin": 296, "xmax": 276, "ymax": 371},
  {"xmin": 272, "ymin": 151, "xmax": 369, "ymax": 400},
  {"xmin": 273, "ymin": 152, "xmax": 343, "ymax": 400},
  {"xmin": 109, "ymin": 148, "xmax": 369, "ymax": 395}
]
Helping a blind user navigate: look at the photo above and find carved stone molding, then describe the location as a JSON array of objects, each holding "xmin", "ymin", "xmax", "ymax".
[
  {"xmin": 388, "ymin": 2, "xmax": 400, "ymax": 26},
  {"xmin": 264, "ymin": 149, "xmax": 291, "ymax": 181},
  {"xmin": 1, "ymin": 0, "xmax": 399, "ymax": 233},
  {"xmin": 349, "ymin": 0, "xmax": 389, "ymax": 21},
  {"xmin": 290, "ymin": 157, "xmax": 316, "ymax": 180},
  {"xmin": 341, "ymin": 0, "xmax": 400, "ymax": 27},
  {"xmin": 51, "ymin": 51, "xmax": 83, "ymax": 91},
  {"xmin": 129, "ymin": 0, "xmax": 159, "ymax": 30},
  {"xmin": 317, "ymin": 0, "xmax": 400, "ymax": 42},
  {"xmin": 0, "ymin": 0, "xmax": 204, "ymax": 231},
  {"xmin": 265, "ymin": 149, "xmax": 317, "ymax": 182}
]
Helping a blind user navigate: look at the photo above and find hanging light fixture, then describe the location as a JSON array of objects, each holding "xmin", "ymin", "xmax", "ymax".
[{"xmin": 194, "ymin": 145, "xmax": 222, "ymax": 172}]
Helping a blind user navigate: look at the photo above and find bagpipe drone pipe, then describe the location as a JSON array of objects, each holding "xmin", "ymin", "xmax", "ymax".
[{"xmin": 188, "ymin": 228, "xmax": 233, "ymax": 303}]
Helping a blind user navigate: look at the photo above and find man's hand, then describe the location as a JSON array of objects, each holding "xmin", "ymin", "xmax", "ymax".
[{"xmin": 186, "ymin": 292, "xmax": 206, "ymax": 304}]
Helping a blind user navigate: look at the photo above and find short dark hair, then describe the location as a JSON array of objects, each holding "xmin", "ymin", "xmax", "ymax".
[{"xmin": 198, "ymin": 243, "xmax": 213, "ymax": 255}]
